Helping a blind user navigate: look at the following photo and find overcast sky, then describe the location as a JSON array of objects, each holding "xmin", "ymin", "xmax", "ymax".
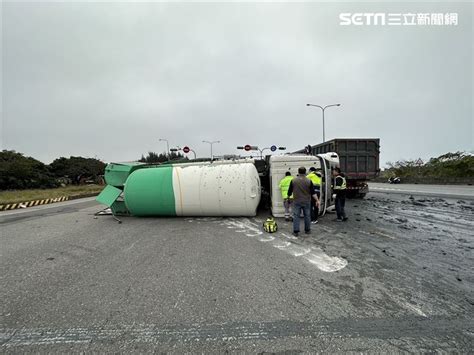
[{"xmin": 2, "ymin": 1, "xmax": 472, "ymax": 166}]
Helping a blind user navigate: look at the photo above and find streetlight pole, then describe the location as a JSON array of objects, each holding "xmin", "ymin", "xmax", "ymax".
[
  {"xmin": 202, "ymin": 140, "xmax": 220, "ymax": 160},
  {"xmin": 306, "ymin": 103, "xmax": 341, "ymax": 142},
  {"xmin": 158, "ymin": 138, "xmax": 170, "ymax": 158},
  {"xmin": 258, "ymin": 147, "xmax": 270, "ymax": 159}
]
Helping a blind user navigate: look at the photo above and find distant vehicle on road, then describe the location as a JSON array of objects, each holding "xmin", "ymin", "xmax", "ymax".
[
  {"xmin": 294, "ymin": 138, "xmax": 380, "ymax": 198},
  {"xmin": 388, "ymin": 177, "xmax": 401, "ymax": 184}
]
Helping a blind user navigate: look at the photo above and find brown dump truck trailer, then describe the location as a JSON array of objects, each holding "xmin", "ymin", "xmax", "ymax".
[{"xmin": 295, "ymin": 138, "xmax": 380, "ymax": 198}]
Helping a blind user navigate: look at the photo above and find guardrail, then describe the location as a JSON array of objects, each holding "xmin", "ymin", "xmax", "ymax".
[{"xmin": 0, "ymin": 192, "xmax": 100, "ymax": 211}]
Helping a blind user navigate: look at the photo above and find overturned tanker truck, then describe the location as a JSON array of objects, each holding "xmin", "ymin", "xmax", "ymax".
[{"xmin": 96, "ymin": 153, "xmax": 339, "ymax": 218}]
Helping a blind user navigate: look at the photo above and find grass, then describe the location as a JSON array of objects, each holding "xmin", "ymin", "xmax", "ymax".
[{"xmin": 0, "ymin": 185, "xmax": 104, "ymax": 205}]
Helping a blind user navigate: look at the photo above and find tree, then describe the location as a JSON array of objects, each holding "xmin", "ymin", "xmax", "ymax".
[
  {"xmin": 138, "ymin": 151, "xmax": 187, "ymax": 164},
  {"xmin": 0, "ymin": 150, "xmax": 58, "ymax": 189},
  {"xmin": 49, "ymin": 156, "xmax": 106, "ymax": 183},
  {"xmin": 384, "ymin": 151, "xmax": 474, "ymax": 180}
]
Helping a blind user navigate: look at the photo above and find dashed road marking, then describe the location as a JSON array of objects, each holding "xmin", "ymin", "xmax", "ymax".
[{"xmin": 2, "ymin": 316, "xmax": 472, "ymax": 348}]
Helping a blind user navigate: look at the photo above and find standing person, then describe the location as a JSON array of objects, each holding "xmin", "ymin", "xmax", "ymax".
[
  {"xmin": 287, "ymin": 167, "xmax": 320, "ymax": 237},
  {"xmin": 332, "ymin": 167, "xmax": 348, "ymax": 222},
  {"xmin": 307, "ymin": 167, "xmax": 322, "ymax": 224},
  {"xmin": 278, "ymin": 172, "xmax": 294, "ymax": 221}
]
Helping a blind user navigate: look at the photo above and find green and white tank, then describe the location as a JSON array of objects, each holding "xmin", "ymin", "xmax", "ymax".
[{"xmin": 98, "ymin": 161, "xmax": 261, "ymax": 217}]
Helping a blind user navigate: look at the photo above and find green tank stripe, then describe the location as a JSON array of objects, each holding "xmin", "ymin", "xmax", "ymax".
[{"xmin": 124, "ymin": 166, "xmax": 176, "ymax": 216}]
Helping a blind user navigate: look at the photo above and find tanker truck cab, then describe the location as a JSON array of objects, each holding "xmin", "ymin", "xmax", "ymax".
[{"xmin": 269, "ymin": 154, "xmax": 339, "ymax": 218}]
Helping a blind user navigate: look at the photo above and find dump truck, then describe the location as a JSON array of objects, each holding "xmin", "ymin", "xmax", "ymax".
[
  {"xmin": 96, "ymin": 153, "xmax": 340, "ymax": 218},
  {"xmin": 294, "ymin": 138, "xmax": 380, "ymax": 198}
]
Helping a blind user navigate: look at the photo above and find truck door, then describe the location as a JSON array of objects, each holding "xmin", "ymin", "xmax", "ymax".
[{"xmin": 318, "ymin": 156, "xmax": 337, "ymax": 216}]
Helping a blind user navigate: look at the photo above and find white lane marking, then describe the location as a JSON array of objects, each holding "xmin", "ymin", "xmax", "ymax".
[
  {"xmin": 0, "ymin": 325, "xmax": 283, "ymax": 347},
  {"xmin": 220, "ymin": 218, "xmax": 347, "ymax": 272},
  {"xmin": 304, "ymin": 247, "xmax": 348, "ymax": 272}
]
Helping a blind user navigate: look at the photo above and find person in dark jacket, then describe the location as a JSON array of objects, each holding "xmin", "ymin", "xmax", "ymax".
[
  {"xmin": 332, "ymin": 167, "xmax": 348, "ymax": 221},
  {"xmin": 287, "ymin": 167, "xmax": 320, "ymax": 236}
]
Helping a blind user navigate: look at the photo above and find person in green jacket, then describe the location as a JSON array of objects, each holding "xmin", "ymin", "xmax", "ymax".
[{"xmin": 279, "ymin": 171, "xmax": 294, "ymax": 221}]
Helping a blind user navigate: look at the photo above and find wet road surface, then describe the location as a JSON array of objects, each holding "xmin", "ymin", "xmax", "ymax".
[{"xmin": 1, "ymin": 193, "xmax": 473, "ymax": 352}]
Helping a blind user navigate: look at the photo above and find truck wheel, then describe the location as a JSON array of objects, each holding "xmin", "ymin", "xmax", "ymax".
[{"xmin": 357, "ymin": 193, "xmax": 366, "ymax": 199}]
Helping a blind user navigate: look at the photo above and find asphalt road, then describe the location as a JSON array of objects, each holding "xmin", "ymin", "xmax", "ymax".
[
  {"xmin": 369, "ymin": 182, "xmax": 474, "ymax": 200},
  {"xmin": 1, "ymin": 193, "xmax": 473, "ymax": 352}
]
